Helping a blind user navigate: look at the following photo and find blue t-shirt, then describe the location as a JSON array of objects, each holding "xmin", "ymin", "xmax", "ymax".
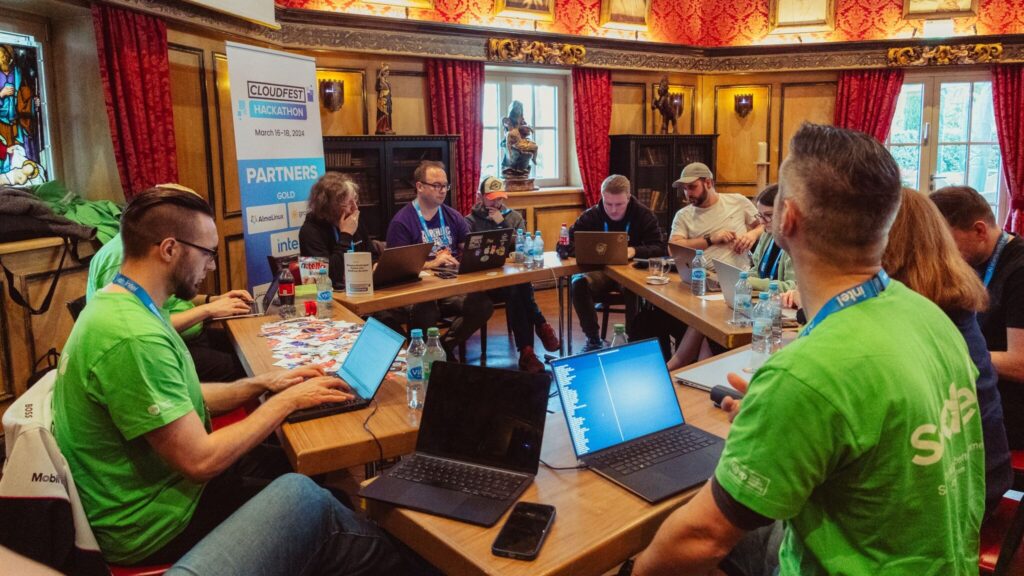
[{"xmin": 386, "ymin": 201, "xmax": 469, "ymax": 259}]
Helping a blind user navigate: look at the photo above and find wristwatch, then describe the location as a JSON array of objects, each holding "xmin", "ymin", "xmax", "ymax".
[{"xmin": 703, "ymin": 233, "xmax": 713, "ymax": 246}]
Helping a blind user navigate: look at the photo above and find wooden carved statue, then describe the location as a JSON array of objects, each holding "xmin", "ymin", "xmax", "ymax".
[
  {"xmin": 652, "ymin": 76, "xmax": 683, "ymax": 135},
  {"xmin": 375, "ymin": 63, "xmax": 394, "ymax": 135}
]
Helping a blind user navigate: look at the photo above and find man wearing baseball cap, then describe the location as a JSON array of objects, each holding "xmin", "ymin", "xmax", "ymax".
[
  {"xmin": 466, "ymin": 176, "xmax": 561, "ymax": 372},
  {"xmin": 670, "ymin": 162, "xmax": 762, "ymax": 272}
]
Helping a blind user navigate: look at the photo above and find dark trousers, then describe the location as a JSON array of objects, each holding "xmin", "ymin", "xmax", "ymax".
[
  {"xmin": 374, "ymin": 294, "xmax": 494, "ymax": 349},
  {"xmin": 185, "ymin": 325, "xmax": 247, "ymax": 382},
  {"xmin": 499, "ymin": 283, "xmax": 547, "ymax": 351},
  {"xmin": 571, "ymin": 271, "xmax": 637, "ymax": 341}
]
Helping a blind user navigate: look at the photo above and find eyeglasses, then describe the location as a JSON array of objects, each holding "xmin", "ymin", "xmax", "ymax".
[
  {"xmin": 174, "ymin": 238, "xmax": 219, "ymax": 261},
  {"xmin": 419, "ymin": 181, "xmax": 451, "ymax": 192},
  {"xmin": 756, "ymin": 212, "xmax": 774, "ymax": 224}
]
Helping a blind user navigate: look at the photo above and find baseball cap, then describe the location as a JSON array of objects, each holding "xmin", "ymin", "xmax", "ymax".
[
  {"xmin": 479, "ymin": 176, "xmax": 508, "ymax": 199},
  {"xmin": 672, "ymin": 162, "xmax": 713, "ymax": 188}
]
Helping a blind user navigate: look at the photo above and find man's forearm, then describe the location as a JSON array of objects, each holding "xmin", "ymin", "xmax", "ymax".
[
  {"xmin": 201, "ymin": 377, "xmax": 265, "ymax": 413},
  {"xmin": 170, "ymin": 306, "xmax": 210, "ymax": 333},
  {"xmin": 991, "ymin": 351, "xmax": 1024, "ymax": 384},
  {"xmin": 669, "ymin": 235, "xmax": 710, "ymax": 250}
]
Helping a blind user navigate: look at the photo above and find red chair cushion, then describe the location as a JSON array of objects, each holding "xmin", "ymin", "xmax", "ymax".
[
  {"xmin": 211, "ymin": 406, "xmax": 248, "ymax": 430},
  {"xmin": 108, "ymin": 564, "xmax": 171, "ymax": 576},
  {"xmin": 980, "ymin": 496, "xmax": 1022, "ymax": 573}
]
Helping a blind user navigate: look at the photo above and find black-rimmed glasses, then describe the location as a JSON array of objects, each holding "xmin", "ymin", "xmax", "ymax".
[
  {"xmin": 419, "ymin": 181, "xmax": 451, "ymax": 192},
  {"xmin": 174, "ymin": 238, "xmax": 219, "ymax": 261}
]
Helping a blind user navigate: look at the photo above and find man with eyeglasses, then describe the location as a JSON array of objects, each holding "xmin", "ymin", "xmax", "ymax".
[
  {"xmin": 87, "ymin": 183, "xmax": 253, "ymax": 382},
  {"xmin": 385, "ymin": 160, "xmax": 494, "ymax": 358},
  {"xmin": 669, "ymin": 162, "xmax": 762, "ymax": 272},
  {"xmin": 54, "ymin": 186, "xmax": 420, "ymax": 573}
]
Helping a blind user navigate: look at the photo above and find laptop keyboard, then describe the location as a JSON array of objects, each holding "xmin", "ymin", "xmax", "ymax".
[
  {"xmin": 591, "ymin": 427, "xmax": 716, "ymax": 476},
  {"xmin": 392, "ymin": 455, "xmax": 524, "ymax": 500}
]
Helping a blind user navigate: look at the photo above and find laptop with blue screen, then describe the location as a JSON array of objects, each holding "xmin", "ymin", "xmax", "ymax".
[
  {"xmin": 551, "ymin": 339, "xmax": 724, "ymax": 502},
  {"xmin": 286, "ymin": 317, "xmax": 406, "ymax": 423}
]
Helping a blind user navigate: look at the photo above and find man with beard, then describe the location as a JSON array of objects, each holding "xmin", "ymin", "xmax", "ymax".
[
  {"xmin": 53, "ymin": 187, "xmax": 417, "ymax": 573},
  {"xmin": 669, "ymin": 162, "xmax": 762, "ymax": 271}
]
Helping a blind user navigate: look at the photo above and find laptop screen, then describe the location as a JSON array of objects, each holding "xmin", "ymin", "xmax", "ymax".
[
  {"xmin": 552, "ymin": 339, "xmax": 685, "ymax": 457},
  {"xmin": 338, "ymin": 317, "xmax": 405, "ymax": 399},
  {"xmin": 417, "ymin": 363, "xmax": 550, "ymax": 475}
]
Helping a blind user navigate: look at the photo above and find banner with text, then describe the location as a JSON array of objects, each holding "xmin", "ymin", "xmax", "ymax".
[{"xmin": 226, "ymin": 42, "xmax": 324, "ymax": 302}]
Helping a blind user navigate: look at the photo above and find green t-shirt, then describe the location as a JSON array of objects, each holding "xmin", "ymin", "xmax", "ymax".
[
  {"xmin": 716, "ymin": 280, "xmax": 984, "ymax": 575},
  {"xmin": 52, "ymin": 292, "xmax": 210, "ymax": 564},
  {"xmin": 86, "ymin": 232, "xmax": 202, "ymax": 340}
]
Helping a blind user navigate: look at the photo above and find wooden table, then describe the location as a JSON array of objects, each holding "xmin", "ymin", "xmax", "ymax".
[
  {"xmin": 604, "ymin": 264, "xmax": 751, "ymax": 349},
  {"xmin": 364, "ymin": 377, "xmax": 731, "ymax": 576},
  {"xmin": 225, "ymin": 308, "xmax": 419, "ymax": 476}
]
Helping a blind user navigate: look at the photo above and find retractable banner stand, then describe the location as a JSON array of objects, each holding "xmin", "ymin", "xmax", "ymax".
[{"xmin": 226, "ymin": 41, "xmax": 324, "ymax": 302}]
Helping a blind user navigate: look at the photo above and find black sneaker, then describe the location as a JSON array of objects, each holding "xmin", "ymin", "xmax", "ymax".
[{"xmin": 582, "ymin": 338, "xmax": 605, "ymax": 353}]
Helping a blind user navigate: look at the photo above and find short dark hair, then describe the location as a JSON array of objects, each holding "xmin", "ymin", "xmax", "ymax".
[
  {"xmin": 929, "ymin": 185, "xmax": 997, "ymax": 230},
  {"xmin": 782, "ymin": 123, "xmax": 902, "ymax": 263},
  {"xmin": 755, "ymin": 183, "xmax": 778, "ymax": 207},
  {"xmin": 306, "ymin": 172, "xmax": 358, "ymax": 223},
  {"xmin": 121, "ymin": 186, "xmax": 214, "ymax": 260},
  {"xmin": 413, "ymin": 160, "xmax": 446, "ymax": 184}
]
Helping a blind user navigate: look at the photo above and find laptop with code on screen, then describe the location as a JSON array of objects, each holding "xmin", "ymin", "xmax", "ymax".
[{"xmin": 551, "ymin": 339, "xmax": 724, "ymax": 502}]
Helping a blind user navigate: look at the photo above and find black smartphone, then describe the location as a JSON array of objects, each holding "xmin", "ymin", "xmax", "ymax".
[{"xmin": 491, "ymin": 502, "xmax": 556, "ymax": 561}]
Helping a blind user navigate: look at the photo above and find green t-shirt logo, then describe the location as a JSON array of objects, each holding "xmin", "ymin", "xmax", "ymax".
[{"xmin": 910, "ymin": 382, "xmax": 978, "ymax": 467}]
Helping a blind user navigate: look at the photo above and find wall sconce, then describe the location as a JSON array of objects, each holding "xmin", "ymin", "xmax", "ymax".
[
  {"xmin": 319, "ymin": 79, "xmax": 344, "ymax": 113},
  {"xmin": 734, "ymin": 94, "xmax": 754, "ymax": 118}
]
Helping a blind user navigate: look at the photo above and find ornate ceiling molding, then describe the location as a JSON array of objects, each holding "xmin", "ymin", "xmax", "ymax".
[{"xmin": 487, "ymin": 38, "xmax": 586, "ymax": 66}]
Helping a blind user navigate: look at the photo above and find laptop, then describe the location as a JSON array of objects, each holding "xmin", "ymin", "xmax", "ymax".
[
  {"xmin": 458, "ymin": 228, "xmax": 513, "ymax": 274},
  {"xmin": 285, "ymin": 317, "xmax": 406, "ymax": 423},
  {"xmin": 359, "ymin": 362, "xmax": 551, "ymax": 526},
  {"xmin": 669, "ymin": 244, "xmax": 721, "ymax": 292},
  {"xmin": 714, "ymin": 258, "xmax": 746, "ymax": 311},
  {"xmin": 212, "ymin": 275, "xmax": 279, "ymax": 320},
  {"xmin": 551, "ymin": 339, "xmax": 724, "ymax": 503},
  {"xmin": 372, "ymin": 242, "xmax": 433, "ymax": 288},
  {"xmin": 673, "ymin": 348, "xmax": 751, "ymax": 391},
  {"xmin": 574, "ymin": 231, "xmax": 629, "ymax": 265}
]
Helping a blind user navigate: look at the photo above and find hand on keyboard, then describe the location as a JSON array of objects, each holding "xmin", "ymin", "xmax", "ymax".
[{"xmin": 271, "ymin": 375, "xmax": 353, "ymax": 412}]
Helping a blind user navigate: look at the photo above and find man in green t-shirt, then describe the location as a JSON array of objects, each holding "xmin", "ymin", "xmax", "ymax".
[
  {"xmin": 54, "ymin": 187, "xmax": 413, "ymax": 573},
  {"xmin": 630, "ymin": 124, "xmax": 984, "ymax": 575}
]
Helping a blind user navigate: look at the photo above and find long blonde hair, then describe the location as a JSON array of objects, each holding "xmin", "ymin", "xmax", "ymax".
[{"xmin": 883, "ymin": 188, "xmax": 988, "ymax": 313}]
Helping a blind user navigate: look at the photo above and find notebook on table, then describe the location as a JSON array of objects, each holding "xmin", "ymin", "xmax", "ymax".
[
  {"xmin": 359, "ymin": 362, "xmax": 551, "ymax": 526},
  {"xmin": 550, "ymin": 338, "xmax": 724, "ymax": 503}
]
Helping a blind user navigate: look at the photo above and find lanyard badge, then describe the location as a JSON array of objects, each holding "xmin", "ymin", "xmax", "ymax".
[
  {"xmin": 413, "ymin": 200, "xmax": 450, "ymax": 252},
  {"xmin": 800, "ymin": 270, "xmax": 890, "ymax": 337},
  {"xmin": 112, "ymin": 273, "xmax": 168, "ymax": 324}
]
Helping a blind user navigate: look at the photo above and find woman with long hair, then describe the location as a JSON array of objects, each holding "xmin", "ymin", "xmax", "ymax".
[{"xmin": 299, "ymin": 172, "xmax": 379, "ymax": 288}]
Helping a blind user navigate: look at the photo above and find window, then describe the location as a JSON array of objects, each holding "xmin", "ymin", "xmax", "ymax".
[
  {"xmin": 0, "ymin": 30, "xmax": 52, "ymax": 186},
  {"xmin": 886, "ymin": 74, "xmax": 1004, "ymax": 220},
  {"xmin": 482, "ymin": 71, "xmax": 567, "ymax": 188}
]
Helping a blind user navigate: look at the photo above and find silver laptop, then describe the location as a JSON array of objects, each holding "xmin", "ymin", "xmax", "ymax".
[
  {"xmin": 668, "ymin": 244, "xmax": 721, "ymax": 292},
  {"xmin": 714, "ymin": 259, "xmax": 745, "ymax": 311}
]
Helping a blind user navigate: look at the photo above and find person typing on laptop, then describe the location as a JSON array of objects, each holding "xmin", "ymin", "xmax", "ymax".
[
  {"xmin": 385, "ymin": 160, "xmax": 493, "ymax": 356},
  {"xmin": 629, "ymin": 124, "xmax": 984, "ymax": 575},
  {"xmin": 566, "ymin": 174, "xmax": 665, "ymax": 352}
]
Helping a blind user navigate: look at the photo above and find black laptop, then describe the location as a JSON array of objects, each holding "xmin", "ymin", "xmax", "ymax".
[
  {"xmin": 359, "ymin": 362, "xmax": 551, "ymax": 526},
  {"xmin": 457, "ymin": 228, "xmax": 513, "ymax": 274},
  {"xmin": 550, "ymin": 338, "xmax": 724, "ymax": 503},
  {"xmin": 285, "ymin": 317, "xmax": 406, "ymax": 423},
  {"xmin": 372, "ymin": 242, "xmax": 433, "ymax": 288}
]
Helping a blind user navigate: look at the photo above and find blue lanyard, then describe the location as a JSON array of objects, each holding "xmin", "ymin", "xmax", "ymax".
[
  {"xmin": 800, "ymin": 270, "xmax": 890, "ymax": 337},
  {"xmin": 112, "ymin": 273, "xmax": 166, "ymax": 324},
  {"xmin": 982, "ymin": 232, "xmax": 1011, "ymax": 288},
  {"xmin": 604, "ymin": 221, "xmax": 631, "ymax": 234},
  {"xmin": 758, "ymin": 238, "xmax": 781, "ymax": 280},
  {"xmin": 413, "ymin": 200, "xmax": 450, "ymax": 250}
]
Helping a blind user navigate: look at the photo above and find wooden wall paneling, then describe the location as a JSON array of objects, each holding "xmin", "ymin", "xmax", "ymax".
[
  {"xmin": 712, "ymin": 84, "xmax": 771, "ymax": 190},
  {"xmin": 778, "ymin": 82, "xmax": 837, "ymax": 171},
  {"xmin": 213, "ymin": 52, "xmax": 242, "ymax": 220},
  {"xmin": 318, "ymin": 67, "xmax": 369, "ymax": 136},
  {"xmin": 389, "ymin": 71, "xmax": 429, "ymax": 135},
  {"xmin": 649, "ymin": 84, "xmax": 695, "ymax": 135},
  {"xmin": 224, "ymin": 234, "xmax": 248, "ymax": 292},
  {"xmin": 26, "ymin": 266, "xmax": 89, "ymax": 384},
  {"xmin": 610, "ymin": 82, "xmax": 646, "ymax": 135},
  {"xmin": 0, "ymin": 283, "xmax": 12, "ymax": 402}
]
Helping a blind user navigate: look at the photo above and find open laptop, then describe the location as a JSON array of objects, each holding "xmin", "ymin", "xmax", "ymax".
[
  {"xmin": 458, "ymin": 228, "xmax": 513, "ymax": 274},
  {"xmin": 714, "ymin": 258, "xmax": 746, "ymax": 311},
  {"xmin": 359, "ymin": 362, "xmax": 551, "ymax": 526},
  {"xmin": 372, "ymin": 242, "xmax": 433, "ymax": 288},
  {"xmin": 574, "ymin": 231, "xmax": 629, "ymax": 265},
  {"xmin": 551, "ymin": 339, "xmax": 724, "ymax": 503},
  {"xmin": 669, "ymin": 244, "xmax": 721, "ymax": 292},
  {"xmin": 212, "ymin": 275, "xmax": 280, "ymax": 320},
  {"xmin": 285, "ymin": 317, "xmax": 406, "ymax": 423}
]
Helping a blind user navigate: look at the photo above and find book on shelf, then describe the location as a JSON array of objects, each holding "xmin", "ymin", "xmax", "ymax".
[
  {"xmin": 637, "ymin": 187, "xmax": 653, "ymax": 209},
  {"xmin": 649, "ymin": 189, "xmax": 662, "ymax": 213}
]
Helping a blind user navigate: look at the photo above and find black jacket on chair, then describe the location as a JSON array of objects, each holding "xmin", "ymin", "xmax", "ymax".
[{"xmin": 298, "ymin": 217, "xmax": 379, "ymax": 289}]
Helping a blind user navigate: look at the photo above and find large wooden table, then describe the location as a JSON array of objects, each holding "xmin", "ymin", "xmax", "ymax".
[
  {"xmin": 364, "ymin": 373, "xmax": 731, "ymax": 576},
  {"xmin": 225, "ymin": 308, "xmax": 419, "ymax": 476},
  {"xmin": 604, "ymin": 263, "xmax": 751, "ymax": 349}
]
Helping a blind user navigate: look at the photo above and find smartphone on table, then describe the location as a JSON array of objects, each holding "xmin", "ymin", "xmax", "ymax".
[{"xmin": 491, "ymin": 502, "xmax": 556, "ymax": 561}]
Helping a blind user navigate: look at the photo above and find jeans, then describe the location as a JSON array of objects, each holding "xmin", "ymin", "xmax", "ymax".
[
  {"xmin": 571, "ymin": 271, "xmax": 637, "ymax": 341},
  {"xmin": 719, "ymin": 521, "xmax": 783, "ymax": 576},
  {"xmin": 166, "ymin": 474, "xmax": 418, "ymax": 576},
  {"xmin": 501, "ymin": 283, "xmax": 546, "ymax": 351}
]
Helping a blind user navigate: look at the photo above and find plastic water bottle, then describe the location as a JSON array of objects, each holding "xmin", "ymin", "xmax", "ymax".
[
  {"xmin": 515, "ymin": 228, "xmax": 525, "ymax": 262},
  {"xmin": 749, "ymin": 292, "xmax": 771, "ymax": 371},
  {"xmin": 522, "ymin": 232, "xmax": 535, "ymax": 270},
  {"xmin": 731, "ymin": 271, "xmax": 752, "ymax": 326},
  {"xmin": 406, "ymin": 329, "xmax": 426, "ymax": 411},
  {"xmin": 422, "ymin": 327, "xmax": 447, "ymax": 386},
  {"xmin": 315, "ymin": 268, "xmax": 333, "ymax": 319},
  {"xmin": 609, "ymin": 323, "xmax": 628, "ymax": 347},
  {"xmin": 768, "ymin": 281, "xmax": 783, "ymax": 352},
  {"xmin": 690, "ymin": 249, "xmax": 707, "ymax": 296},
  {"xmin": 532, "ymin": 231, "xmax": 545, "ymax": 269},
  {"xmin": 277, "ymin": 267, "xmax": 296, "ymax": 319},
  {"xmin": 557, "ymin": 223, "xmax": 570, "ymax": 259}
]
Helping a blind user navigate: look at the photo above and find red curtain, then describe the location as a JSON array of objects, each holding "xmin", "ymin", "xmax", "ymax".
[
  {"xmin": 833, "ymin": 69, "xmax": 905, "ymax": 143},
  {"xmin": 993, "ymin": 64, "xmax": 1024, "ymax": 234},
  {"xmin": 572, "ymin": 68, "xmax": 612, "ymax": 207},
  {"xmin": 92, "ymin": 3, "xmax": 177, "ymax": 200},
  {"xmin": 426, "ymin": 59, "xmax": 484, "ymax": 215}
]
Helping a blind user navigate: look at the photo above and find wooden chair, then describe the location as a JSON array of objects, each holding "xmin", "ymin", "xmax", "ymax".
[
  {"xmin": 597, "ymin": 288, "xmax": 627, "ymax": 341},
  {"xmin": 980, "ymin": 450, "xmax": 1024, "ymax": 575}
]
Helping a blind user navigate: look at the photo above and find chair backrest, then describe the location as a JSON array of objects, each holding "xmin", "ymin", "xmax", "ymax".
[{"xmin": 67, "ymin": 295, "xmax": 87, "ymax": 322}]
